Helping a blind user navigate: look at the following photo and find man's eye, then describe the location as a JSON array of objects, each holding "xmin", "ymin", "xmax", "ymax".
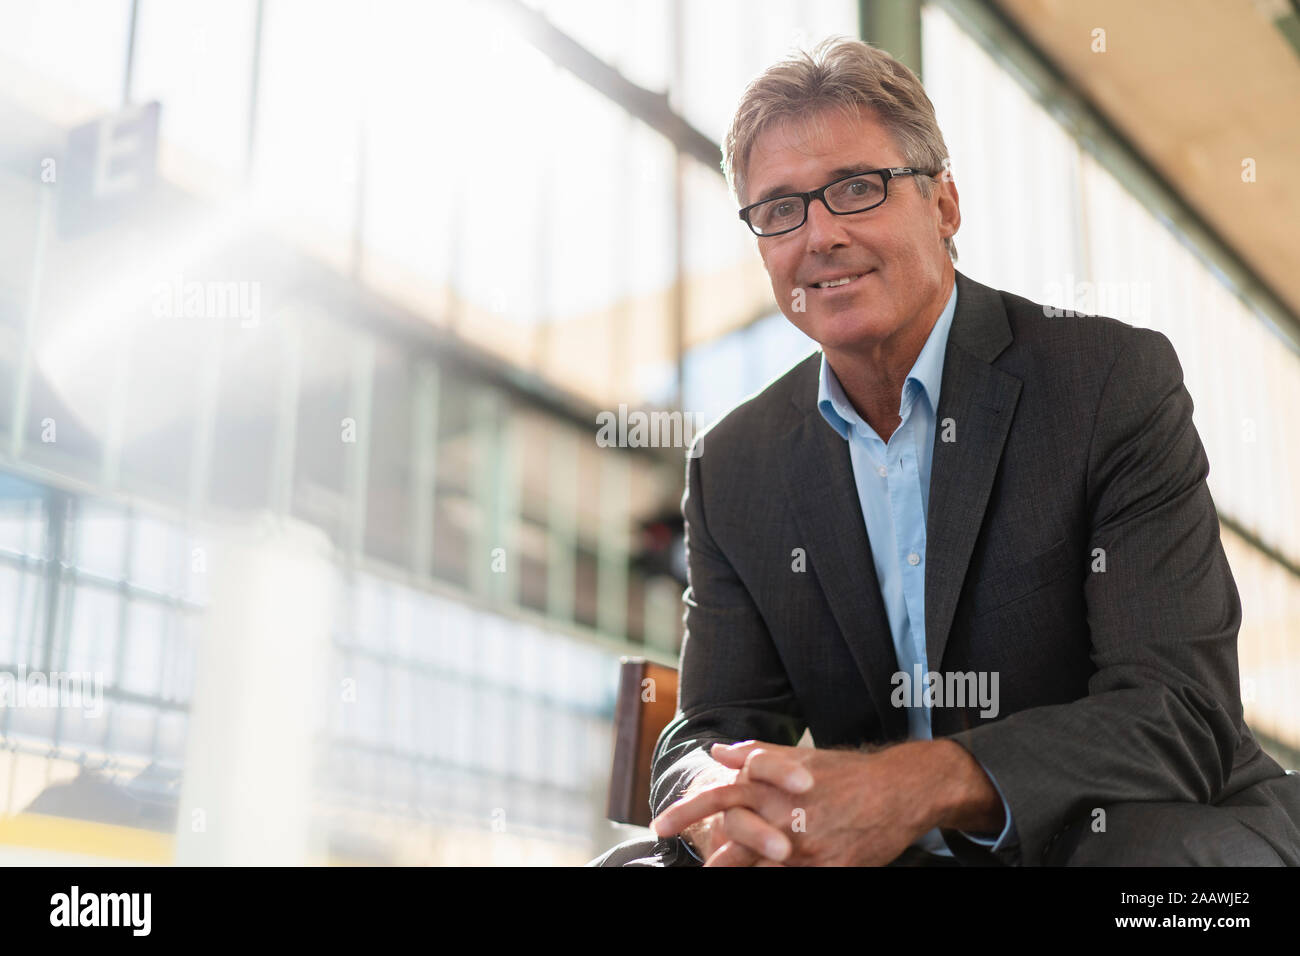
[{"xmin": 773, "ymin": 201, "xmax": 797, "ymax": 217}]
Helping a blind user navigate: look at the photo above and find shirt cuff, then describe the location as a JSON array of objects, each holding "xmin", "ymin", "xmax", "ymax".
[
  {"xmin": 956, "ymin": 760, "xmax": 1019, "ymax": 852},
  {"xmin": 663, "ymin": 755, "xmax": 719, "ymax": 864},
  {"xmin": 680, "ymin": 835, "xmax": 705, "ymax": 863}
]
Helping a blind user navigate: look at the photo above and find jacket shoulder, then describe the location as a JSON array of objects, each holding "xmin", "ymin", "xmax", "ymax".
[{"xmin": 992, "ymin": 284, "xmax": 1180, "ymax": 377}]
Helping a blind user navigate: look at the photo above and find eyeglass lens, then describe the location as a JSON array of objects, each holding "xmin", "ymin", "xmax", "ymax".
[{"xmin": 748, "ymin": 172, "xmax": 886, "ymax": 235}]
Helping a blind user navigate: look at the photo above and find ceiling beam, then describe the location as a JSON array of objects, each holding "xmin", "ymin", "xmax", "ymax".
[{"xmin": 482, "ymin": 0, "xmax": 723, "ymax": 177}]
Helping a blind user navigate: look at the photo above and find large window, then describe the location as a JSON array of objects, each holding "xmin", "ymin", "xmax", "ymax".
[{"xmin": 923, "ymin": 3, "xmax": 1300, "ymax": 756}]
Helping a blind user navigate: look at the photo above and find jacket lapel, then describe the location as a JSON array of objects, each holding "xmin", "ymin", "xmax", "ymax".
[
  {"xmin": 784, "ymin": 380, "xmax": 908, "ymax": 743},
  {"xmin": 924, "ymin": 273, "xmax": 1021, "ymax": 673}
]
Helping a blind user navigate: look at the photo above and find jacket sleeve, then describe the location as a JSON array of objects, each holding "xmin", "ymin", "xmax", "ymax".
[
  {"xmin": 649, "ymin": 436, "xmax": 807, "ymax": 823},
  {"xmin": 944, "ymin": 326, "xmax": 1245, "ymax": 866}
]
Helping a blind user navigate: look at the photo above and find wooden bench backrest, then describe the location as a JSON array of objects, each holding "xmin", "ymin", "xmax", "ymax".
[{"xmin": 606, "ymin": 658, "xmax": 679, "ymax": 826}]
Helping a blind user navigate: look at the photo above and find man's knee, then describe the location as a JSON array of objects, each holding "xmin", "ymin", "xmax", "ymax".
[
  {"xmin": 1047, "ymin": 801, "xmax": 1286, "ymax": 866},
  {"xmin": 586, "ymin": 835, "xmax": 701, "ymax": 867}
]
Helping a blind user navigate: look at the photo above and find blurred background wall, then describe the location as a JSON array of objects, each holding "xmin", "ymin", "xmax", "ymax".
[{"xmin": 0, "ymin": 0, "xmax": 1297, "ymax": 865}]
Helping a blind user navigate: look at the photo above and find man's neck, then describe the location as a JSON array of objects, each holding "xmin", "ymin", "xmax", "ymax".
[{"xmin": 824, "ymin": 273, "xmax": 954, "ymax": 442}]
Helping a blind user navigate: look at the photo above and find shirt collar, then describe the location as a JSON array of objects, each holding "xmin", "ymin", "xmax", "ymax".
[{"xmin": 817, "ymin": 279, "xmax": 959, "ymax": 439}]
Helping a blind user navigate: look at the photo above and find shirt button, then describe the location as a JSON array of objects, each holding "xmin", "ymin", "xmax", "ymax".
[
  {"xmin": 907, "ymin": 552, "xmax": 921, "ymax": 566},
  {"xmin": 877, "ymin": 465, "xmax": 888, "ymax": 477}
]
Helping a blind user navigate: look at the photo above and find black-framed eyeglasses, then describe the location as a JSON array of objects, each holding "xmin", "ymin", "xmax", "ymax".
[{"xmin": 738, "ymin": 166, "xmax": 934, "ymax": 237}]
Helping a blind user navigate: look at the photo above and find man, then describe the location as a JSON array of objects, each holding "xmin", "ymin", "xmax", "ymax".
[{"xmin": 590, "ymin": 37, "xmax": 1300, "ymax": 867}]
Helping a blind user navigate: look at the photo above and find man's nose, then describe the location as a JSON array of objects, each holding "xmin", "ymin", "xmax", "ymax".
[{"xmin": 803, "ymin": 196, "xmax": 850, "ymax": 254}]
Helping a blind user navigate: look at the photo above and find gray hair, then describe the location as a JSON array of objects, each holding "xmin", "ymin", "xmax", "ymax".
[{"xmin": 722, "ymin": 36, "xmax": 957, "ymax": 261}]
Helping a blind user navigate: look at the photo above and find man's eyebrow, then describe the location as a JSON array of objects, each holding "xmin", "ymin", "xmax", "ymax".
[{"xmin": 751, "ymin": 164, "xmax": 879, "ymax": 204}]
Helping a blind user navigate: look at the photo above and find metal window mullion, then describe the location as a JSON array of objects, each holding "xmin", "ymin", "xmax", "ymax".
[
  {"xmin": 345, "ymin": 336, "xmax": 376, "ymax": 560},
  {"xmin": 149, "ymin": 591, "xmax": 176, "ymax": 760},
  {"xmin": 43, "ymin": 503, "xmax": 81, "ymax": 761},
  {"xmin": 121, "ymin": 0, "xmax": 139, "ymax": 106},
  {"xmin": 37, "ymin": 491, "xmax": 68, "ymax": 672},
  {"xmin": 101, "ymin": 507, "xmax": 137, "ymax": 756},
  {"xmin": 188, "ymin": 323, "xmax": 225, "ymax": 518},
  {"xmin": 469, "ymin": 389, "xmax": 499, "ymax": 599},
  {"xmin": 100, "ymin": 322, "xmax": 134, "ymax": 490},
  {"xmin": 859, "ymin": 0, "xmax": 923, "ymax": 78},
  {"xmin": 9, "ymin": 187, "xmax": 54, "ymax": 460},
  {"xmin": 494, "ymin": 408, "xmax": 520, "ymax": 608},
  {"xmin": 380, "ymin": 586, "xmax": 395, "ymax": 811},
  {"xmin": 244, "ymin": 0, "xmax": 265, "ymax": 183},
  {"xmin": 4, "ymin": 503, "xmax": 37, "ymax": 681},
  {"xmin": 177, "ymin": 314, "xmax": 224, "ymax": 778},
  {"xmin": 1073, "ymin": 139, "xmax": 1094, "ymax": 284},
  {"xmin": 350, "ymin": 82, "xmax": 369, "ymax": 281},
  {"xmin": 546, "ymin": 427, "xmax": 577, "ymax": 623},
  {"xmin": 3, "ymin": 535, "xmax": 34, "ymax": 678},
  {"xmin": 269, "ymin": 315, "xmax": 303, "ymax": 517},
  {"xmin": 531, "ymin": 62, "xmax": 558, "ymax": 373},
  {"xmin": 409, "ymin": 360, "xmax": 440, "ymax": 579},
  {"xmin": 669, "ymin": 0, "xmax": 685, "ymax": 409},
  {"xmin": 470, "ymin": 608, "xmax": 484, "ymax": 828},
  {"xmin": 595, "ymin": 454, "xmax": 628, "ymax": 639}
]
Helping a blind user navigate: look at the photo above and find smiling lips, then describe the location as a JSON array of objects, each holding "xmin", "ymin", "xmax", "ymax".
[{"xmin": 810, "ymin": 270, "xmax": 872, "ymax": 290}]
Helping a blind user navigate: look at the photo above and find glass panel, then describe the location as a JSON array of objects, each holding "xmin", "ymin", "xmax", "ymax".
[
  {"xmin": 64, "ymin": 584, "xmax": 121, "ymax": 685},
  {"xmin": 363, "ymin": 342, "xmax": 412, "ymax": 567},
  {"xmin": 71, "ymin": 502, "xmax": 127, "ymax": 581},
  {"xmin": 119, "ymin": 600, "xmax": 166, "ymax": 697}
]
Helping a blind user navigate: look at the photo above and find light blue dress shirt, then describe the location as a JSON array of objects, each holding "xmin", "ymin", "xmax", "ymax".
[{"xmin": 815, "ymin": 280, "xmax": 1018, "ymax": 859}]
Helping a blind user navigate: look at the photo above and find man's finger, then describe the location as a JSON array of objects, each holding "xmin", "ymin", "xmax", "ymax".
[
  {"xmin": 710, "ymin": 743, "xmax": 758, "ymax": 768},
  {"xmin": 650, "ymin": 782, "xmax": 760, "ymax": 837},
  {"xmin": 722, "ymin": 805, "xmax": 791, "ymax": 861},
  {"xmin": 711, "ymin": 740, "xmax": 763, "ymax": 759},
  {"xmin": 711, "ymin": 743, "xmax": 813, "ymax": 793},
  {"xmin": 704, "ymin": 840, "xmax": 761, "ymax": 867}
]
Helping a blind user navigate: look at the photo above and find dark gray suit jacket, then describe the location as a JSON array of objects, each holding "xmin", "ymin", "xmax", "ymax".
[{"xmin": 652, "ymin": 269, "xmax": 1300, "ymax": 866}]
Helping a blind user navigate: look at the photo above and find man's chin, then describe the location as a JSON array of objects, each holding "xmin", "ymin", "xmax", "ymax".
[{"xmin": 805, "ymin": 314, "xmax": 896, "ymax": 352}]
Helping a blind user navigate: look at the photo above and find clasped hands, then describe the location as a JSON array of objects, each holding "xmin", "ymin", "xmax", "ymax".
[{"xmin": 649, "ymin": 739, "xmax": 948, "ymax": 867}]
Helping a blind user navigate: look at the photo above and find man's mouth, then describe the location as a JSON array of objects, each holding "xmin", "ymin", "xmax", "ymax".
[{"xmin": 810, "ymin": 270, "xmax": 872, "ymax": 290}]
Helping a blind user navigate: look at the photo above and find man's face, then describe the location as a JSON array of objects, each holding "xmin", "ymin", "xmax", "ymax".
[{"xmin": 743, "ymin": 106, "xmax": 960, "ymax": 356}]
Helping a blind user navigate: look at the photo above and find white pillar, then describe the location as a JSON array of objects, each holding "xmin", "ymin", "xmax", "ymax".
[{"xmin": 176, "ymin": 515, "xmax": 333, "ymax": 865}]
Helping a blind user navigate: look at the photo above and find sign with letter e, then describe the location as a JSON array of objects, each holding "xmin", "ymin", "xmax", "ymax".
[{"xmin": 59, "ymin": 100, "xmax": 162, "ymax": 237}]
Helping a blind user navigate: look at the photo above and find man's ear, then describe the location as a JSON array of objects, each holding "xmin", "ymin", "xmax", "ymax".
[{"xmin": 937, "ymin": 176, "xmax": 961, "ymax": 243}]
